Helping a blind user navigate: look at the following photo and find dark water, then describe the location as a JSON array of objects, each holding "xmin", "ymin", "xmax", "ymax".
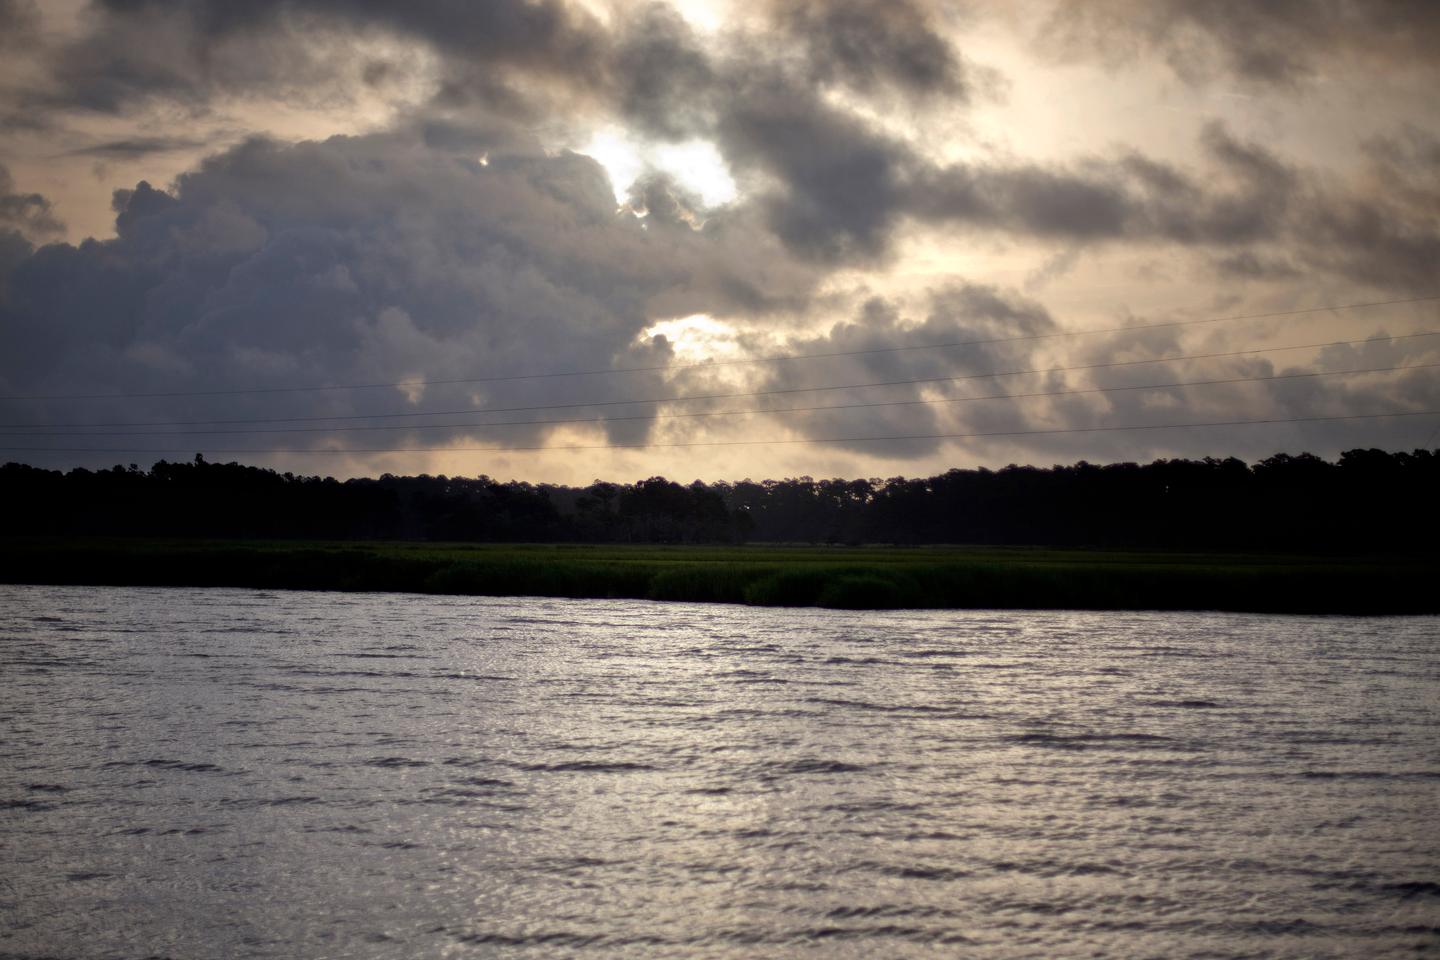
[{"xmin": 1, "ymin": 585, "xmax": 1438, "ymax": 959}]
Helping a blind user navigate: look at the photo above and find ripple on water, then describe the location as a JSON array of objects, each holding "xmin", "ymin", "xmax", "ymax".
[{"xmin": 0, "ymin": 585, "xmax": 1436, "ymax": 960}]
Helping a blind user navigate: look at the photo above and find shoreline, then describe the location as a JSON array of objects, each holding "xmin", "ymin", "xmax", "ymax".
[{"xmin": 3, "ymin": 538, "xmax": 1436, "ymax": 615}]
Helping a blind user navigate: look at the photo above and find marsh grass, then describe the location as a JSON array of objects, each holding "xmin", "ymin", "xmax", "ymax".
[{"xmin": 2, "ymin": 537, "xmax": 1433, "ymax": 614}]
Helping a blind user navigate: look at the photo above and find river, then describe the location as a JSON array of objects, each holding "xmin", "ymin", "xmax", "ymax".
[{"xmin": 2, "ymin": 585, "xmax": 1437, "ymax": 958}]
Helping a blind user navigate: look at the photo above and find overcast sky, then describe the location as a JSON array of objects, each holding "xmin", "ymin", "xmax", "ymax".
[{"xmin": 1, "ymin": 0, "xmax": 1437, "ymax": 483}]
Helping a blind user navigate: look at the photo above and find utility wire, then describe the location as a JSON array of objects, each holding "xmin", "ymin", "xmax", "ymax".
[
  {"xmin": 5, "ymin": 331, "xmax": 1436, "ymax": 430},
  {"xmin": 3, "ymin": 362, "xmax": 1433, "ymax": 437},
  {"xmin": 1, "ymin": 294, "xmax": 1435, "ymax": 403},
  {"xmin": 2, "ymin": 411, "xmax": 1435, "ymax": 455}
]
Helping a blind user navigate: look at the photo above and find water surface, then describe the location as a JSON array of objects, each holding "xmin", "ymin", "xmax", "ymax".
[{"xmin": 2, "ymin": 585, "xmax": 1437, "ymax": 958}]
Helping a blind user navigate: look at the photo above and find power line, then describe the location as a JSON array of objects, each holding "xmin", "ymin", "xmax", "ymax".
[
  {"xmin": 3, "ymin": 410, "xmax": 1435, "ymax": 456},
  {"xmin": 5, "ymin": 331, "xmax": 1436, "ymax": 430},
  {"xmin": 1, "ymin": 294, "xmax": 1435, "ymax": 403},
  {"xmin": 4, "ymin": 362, "xmax": 1433, "ymax": 437}
]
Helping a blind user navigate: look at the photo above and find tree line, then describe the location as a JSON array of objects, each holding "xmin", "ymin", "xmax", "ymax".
[{"xmin": 3, "ymin": 448, "xmax": 1436, "ymax": 552}]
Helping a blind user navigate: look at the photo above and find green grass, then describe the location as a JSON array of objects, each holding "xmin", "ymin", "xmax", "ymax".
[{"xmin": 1, "ymin": 537, "xmax": 1434, "ymax": 614}]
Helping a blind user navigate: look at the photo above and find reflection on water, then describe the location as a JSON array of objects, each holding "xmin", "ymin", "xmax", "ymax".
[{"xmin": 1, "ymin": 585, "xmax": 1437, "ymax": 958}]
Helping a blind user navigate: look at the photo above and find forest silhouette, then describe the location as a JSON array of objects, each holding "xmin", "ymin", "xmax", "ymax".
[{"xmin": 3, "ymin": 448, "xmax": 1436, "ymax": 553}]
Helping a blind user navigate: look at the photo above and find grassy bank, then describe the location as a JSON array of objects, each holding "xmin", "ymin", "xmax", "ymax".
[{"xmin": 2, "ymin": 537, "xmax": 1435, "ymax": 614}]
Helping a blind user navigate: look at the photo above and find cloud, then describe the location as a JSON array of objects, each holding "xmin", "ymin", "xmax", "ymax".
[
  {"xmin": 0, "ymin": 163, "xmax": 63, "ymax": 241},
  {"xmin": 907, "ymin": 122, "xmax": 1297, "ymax": 247},
  {"xmin": 998, "ymin": 313, "xmax": 1440, "ymax": 466},
  {"xmin": 61, "ymin": 136, "xmax": 212, "ymax": 159},
  {"xmin": 607, "ymin": 3, "xmax": 716, "ymax": 140},
  {"xmin": 731, "ymin": 278, "xmax": 1440, "ymax": 465},
  {"xmin": 0, "ymin": 127, "xmax": 817, "ymax": 461},
  {"xmin": 717, "ymin": 74, "xmax": 917, "ymax": 263},
  {"xmin": 0, "ymin": 0, "xmax": 39, "ymax": 50},
  {"xmin": 740, "ymin": 283, "xmax": 1060, "ymax": 457},
  {"xmin": 39, "ymin": 3, "xmax": 342, "ymax": 113},
  {"xmin": 1211, "ymin": 251, "xmax": 1302, "ymax": 281},
  {"xmin": 19, "ymin": 0, "xmax": 957, "ymax": 269},
  {"xmin": 35, "ymin": 0, "xmax": 968, "ymax": 124},
  {"xmin": 1297, "ymin": 127, "xmax": 1440, "ymax": 294},
  {"xmin": 764, "ymin": 0, "xmax": 966, "ymax": 99},
  {"xmin": 22, "ymin": 0, "xmax": 1434, "ymax": 297},
  {"xmin": 909, "ymin": 123, "xmax": 1439, "ymax": 294},
  {"xmin": 1036, "ymin": 0, "xmax": 1440, "ymax": 88},
  {"xmin": 1, "ymin": 1, "xmax": 1435, "ymax": 478},
  {"xmin": 31, "ymin": 0, "xmax": 606, "ymax": 118}
]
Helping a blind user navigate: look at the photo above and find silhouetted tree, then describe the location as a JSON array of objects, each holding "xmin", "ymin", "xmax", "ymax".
[{"xmin": 3, "ymin": 449, "xmax": 1436, "ymax": 551}]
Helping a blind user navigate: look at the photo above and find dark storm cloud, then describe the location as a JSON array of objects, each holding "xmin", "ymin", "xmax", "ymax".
[
  {"xmin": 0, "ymin": 128, "xmax": 817, "ymax": 455},
  {"xmin": 1037, "ymin": 0, "xmax": 1440, "ymax": 88}
]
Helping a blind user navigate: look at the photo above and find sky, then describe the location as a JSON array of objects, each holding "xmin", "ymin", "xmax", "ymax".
[{"xmin": 0, "ymin": 0, "xmax": 1437, "ymax": 484}]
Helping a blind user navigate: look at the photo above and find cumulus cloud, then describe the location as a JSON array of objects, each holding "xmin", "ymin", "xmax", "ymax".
[
  {"xmin": 738, "ymin": 283, "xmax": 1061, "ymax": 456},
  {"xmin": 731, "ymin": 279, "xmax": 1440, "ymax": 465},
  {"xmin": 0, "ymin": 126, "xmax": 817, "ymax": 458}
]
